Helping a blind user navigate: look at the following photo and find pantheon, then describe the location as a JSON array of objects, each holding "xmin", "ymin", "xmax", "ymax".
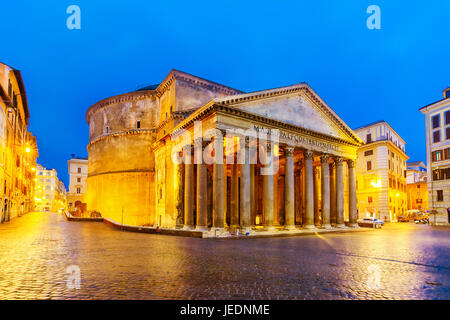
[{"xmin": 85, "ymin": 70, "xmax": 363, "ymax": 237}]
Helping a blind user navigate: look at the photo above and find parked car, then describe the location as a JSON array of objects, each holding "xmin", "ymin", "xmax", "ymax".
[
  {"xmin": 358, "ymin": 218, "xmax": 384, "ymax": 228},
  {"xmin": 413, "ymin": 212, "xmax": 429, "ymax": 224},
  {"xmin": 398, "ymin": 216, "xmax": 409, "ymax": 222}
]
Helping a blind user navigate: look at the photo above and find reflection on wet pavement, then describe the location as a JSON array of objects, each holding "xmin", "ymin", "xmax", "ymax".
[{"xmin": 0, "ymin": 212, "xmax": 448, "ymax": 299}]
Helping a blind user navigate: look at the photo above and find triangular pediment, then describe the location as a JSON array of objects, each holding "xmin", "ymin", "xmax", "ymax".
[{"xmin": 214, "ymin": 84, "xmax": 361, "ymax": 145}]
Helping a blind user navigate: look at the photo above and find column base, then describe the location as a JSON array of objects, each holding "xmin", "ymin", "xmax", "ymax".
[
  {"xmin": 264, "ymin": 225, "xmax": 276, "ymax": 231},
  {"xmin": 195, "ymin": 225, "xmax": 209, "ymax": 231},
  {"xmin": 239, "ymin": 227, "xmax": 253, "ymax": 235},
  {"xmin": 322, "ymin": 224, "xmax": 332, "ymax": 229},
  {"xmin": 284, "ymin": 225, "xmax": 297, "ymax": 231},
  {"xmin": 335, "ymin": 223, "xmax": 346, "ymax": 228},
  {"xmin": 183, "ymin": 225, "xmax": 194, "ymax": 230},
  {"xmin": 229, "ymin": 225, "xmax": 240, "ymax": 233},
  {"xmin": 348, "ymin": 223, "xmax": 359, "ymax": 229},
  {"xmin": 303, "ymin": 224, "xmax": 316, "ymax": 229},
  {"xmin": 208, "ymin": 227, "xmax": 227, "ymax": 237}
]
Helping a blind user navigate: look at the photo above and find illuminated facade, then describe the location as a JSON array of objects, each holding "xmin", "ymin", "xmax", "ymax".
[
  {"xmin": 67, "ymin": 156, "xmax": 88, "ymax": 213},
  {"xmin": 34, "ymin": 164, "xmax": 67, "ymax": 213},
  {"xmin": 420, "ymin": 88, "xmax": 450, "ymax": 225},
  {"xmin": 0, "ymin": 62, "xmax": 38, "ymax": 222},
  {"xmin": 406, "ymin": 161, "xmax": 428, "ymax": 211},
  {"xmin": 354, "ymin": 121, "xmax": 409, "ymax": 222},
  {"xmin": 86, "ymin": 70, "xmax": 362, "ymax": 235}
]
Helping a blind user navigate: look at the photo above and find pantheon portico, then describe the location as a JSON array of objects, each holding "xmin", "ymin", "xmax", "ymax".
[{"xmin": 86, "ymin": 70, "xmax": 362, "ymax": 237}]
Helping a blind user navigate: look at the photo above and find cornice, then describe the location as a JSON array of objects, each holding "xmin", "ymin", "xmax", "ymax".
[
  {"xmin": 88, "ymin": 168, "xmax": 155, "ymax": 178},
  {"xmin": 87, "ymin": 128, "xmax": 155, "ymax": 148},
  {"xmin": 86, "ymin": 91, "xmax": 158, "ymax": 123}
]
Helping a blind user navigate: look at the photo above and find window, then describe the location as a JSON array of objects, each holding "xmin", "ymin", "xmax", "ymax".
[
  {"xmin": 77, "ymin": 167, "xmax": 81, "ymax": 173},
  {"xmin": 136, "ymin": 121, "xmax": 141, "ymax": 129},
  {"xmin": 416, "ymin": 199, "xmax": 423, "ymax": 204},
  {"xmin": 76, "ymin": 187, "xmax": 81, "ymax": 194},
  {"xmin": 366, "ymin": 134, "xmax": 372, "ymax": 143},
  {"xmin": 446, "ymin": 127, "xmax": 450, "ymax": 140},
  {"xmin": 432, "ymin": 150, "xmax": 442, "ymax": 162},
  {"xmin": 432, "ymin": 115, "xmax": 440, "ymax": 129},
  {"xmin": 77, "ymin": 177, "xmax": 81, "ymax": 183},
  {"xmin": 105, "ymin": 126, "xmax": 110, "ymax": 134},
  {"xmin": 445, "ymin": 110, "xmax": 450, "ymax": 125},
  {"xmin": 433, "ymin": 130, "xmax": 441, "ymax": 143},
  {"xmin": 364, "ymin": 150, "xmax": 373, "ymax": 156},
  {"xmin": 368, "ymin": 196, "xmax": 373, "ymax": 203},
  {"xmin": 366, "ymin": 161, "xmax": 372, "ymax": 171},
  {"xmin": 437, "ymin": 190, "xmax": 443, "ymax": 202}
]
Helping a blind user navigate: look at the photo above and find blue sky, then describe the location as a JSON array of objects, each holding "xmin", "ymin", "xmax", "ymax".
[{"xmin": 1, "ymin": 0, "xmax": 449, "ymax": 187}]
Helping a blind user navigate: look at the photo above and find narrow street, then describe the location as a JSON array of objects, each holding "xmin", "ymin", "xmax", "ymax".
[{"xmin": 0, "ymin": 212, "xmax": 448, "ymax": 299}]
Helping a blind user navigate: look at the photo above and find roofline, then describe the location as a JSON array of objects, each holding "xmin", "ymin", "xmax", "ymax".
[
  {"xmin": 13, "ymin": 69, "xmax": 30, "ymax": 124},
  {"xmin": 85, "ymin": 69, "xmax": 244, "ymax": 123},
  {"xmin": 353, "ymin": 120, "xmax": 385, "ymax": 131},
  {"xmin": 353, "ymin": 120, "xmax": 406, "ymax": 144},
  {"xmin": 419, "ymin": 97, "xmax": 450, "ymax": 112}
]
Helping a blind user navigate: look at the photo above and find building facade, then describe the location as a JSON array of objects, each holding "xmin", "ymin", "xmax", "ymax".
[
  {"xmin": 406, "ymin": 161, "xmax": 428, "ymax": 211},
  {"xmin": 86, "ymin": 70, "xmax": 362, "ymax": 235},
  {"xmin": 420, "ymin": 88, "xmax": 450, "ymax": 225},
  {"xmin": 67, "ymin": 156, "xmax": 88, "ymax": 213},
  {"xmin": 0, "ymin": 62, "xmax": 38, "ymax": 222},
  {"xmin": 353, "ymin": 121, "xmax": 409, "ymax": 222},
  {"xmin": 34, "ymin": 164, "xmax": 67, "ymax": 212}
]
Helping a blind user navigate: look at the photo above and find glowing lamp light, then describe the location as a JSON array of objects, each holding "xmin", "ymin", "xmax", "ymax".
[
  {"xmin": 370, "ymin": 179, "xmax": 382, "ymax": 188},
  {"xmin": 25, "ymin": 147, "xmax": 31, "ymax": 153},
  {"xmin": 31, "ymin": 167, "xmax": 36, "ymax": 172},
  {"xmin": 396, "ymin": 193, "xmax": 400, "ymax": 197}
]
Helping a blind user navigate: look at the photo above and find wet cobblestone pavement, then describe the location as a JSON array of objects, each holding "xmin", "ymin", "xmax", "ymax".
[{"xmin": 0, "ymin": 212, "xmax": 449, "ymax": 299}]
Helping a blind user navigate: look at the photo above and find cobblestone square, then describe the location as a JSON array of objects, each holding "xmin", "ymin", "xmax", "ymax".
[{"xmin": 0, "ymin": 212, "xmax": 448, "ymax": 300}]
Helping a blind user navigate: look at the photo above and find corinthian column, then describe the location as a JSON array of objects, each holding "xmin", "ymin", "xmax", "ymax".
[
  {"xmin": 184, "ymin": 144, "xmax": 194, "ymax": 230},
  {"xmin": 174, "ymin": 149, "xmax": 185, "ymax": 228},
  {"xmin": 321, "ymin": 154, "xmax": 332, "ymax": 229},
  {"xmin": 335, "ymin": 157, "xmax": 345, "ymax": 228},
  {"xmin": 230, "ymin": 159, "xmax": 239, "ymax": 232},
  {"xmin": 284, "ymin": 146, "xmax": 296, "ymax": 230},
  {"xmin": 212, "ymin": 132, "xmax": 225, "ymax": 234},
  {"xmin": 347, "ymin": 159, "xmax": 358, "ymax": 228},
  {"xmin": 195, "ymin": 139, "xmax": 208, "ymax": 231},
  {"xmin": 240, "ymin": 137, "xmax": 251, "ymax": 234},
  {"xmin": 263, "ymin": 142, "xmax": 275, "ymax": 231},
  {"xmin": 329, "ymin": 162, "xmax": 336, "ymax": 226},
  {"xmin": 303, "ymin": 150, "xmax": 315, "ymax": 229}
]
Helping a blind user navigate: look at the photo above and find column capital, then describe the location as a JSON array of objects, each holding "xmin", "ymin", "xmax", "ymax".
[
  {"xmin": 320, "ymin": 154, "xmax": 330, "ymax": 164},
  {"xmin": 304, "ymin": 150, "xmax": 314, "ymax": 160},
  {"xmin": 243, "ymin": 136, "xmax": 250, "ymax": 148},
  {"xmin": 347, "ymin": 159, "xmax": 356, "ymax": 168},
  {"xmin": 213, "ymin": 129, "xmax": 226, "ymax": 142},
  {"xmin": 335, "ymin": 157, "xmax": 344, "ymax": 166},
  {"xmin": 284, "ymin": 146, "xmax": 295, "ymax": 157}
]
